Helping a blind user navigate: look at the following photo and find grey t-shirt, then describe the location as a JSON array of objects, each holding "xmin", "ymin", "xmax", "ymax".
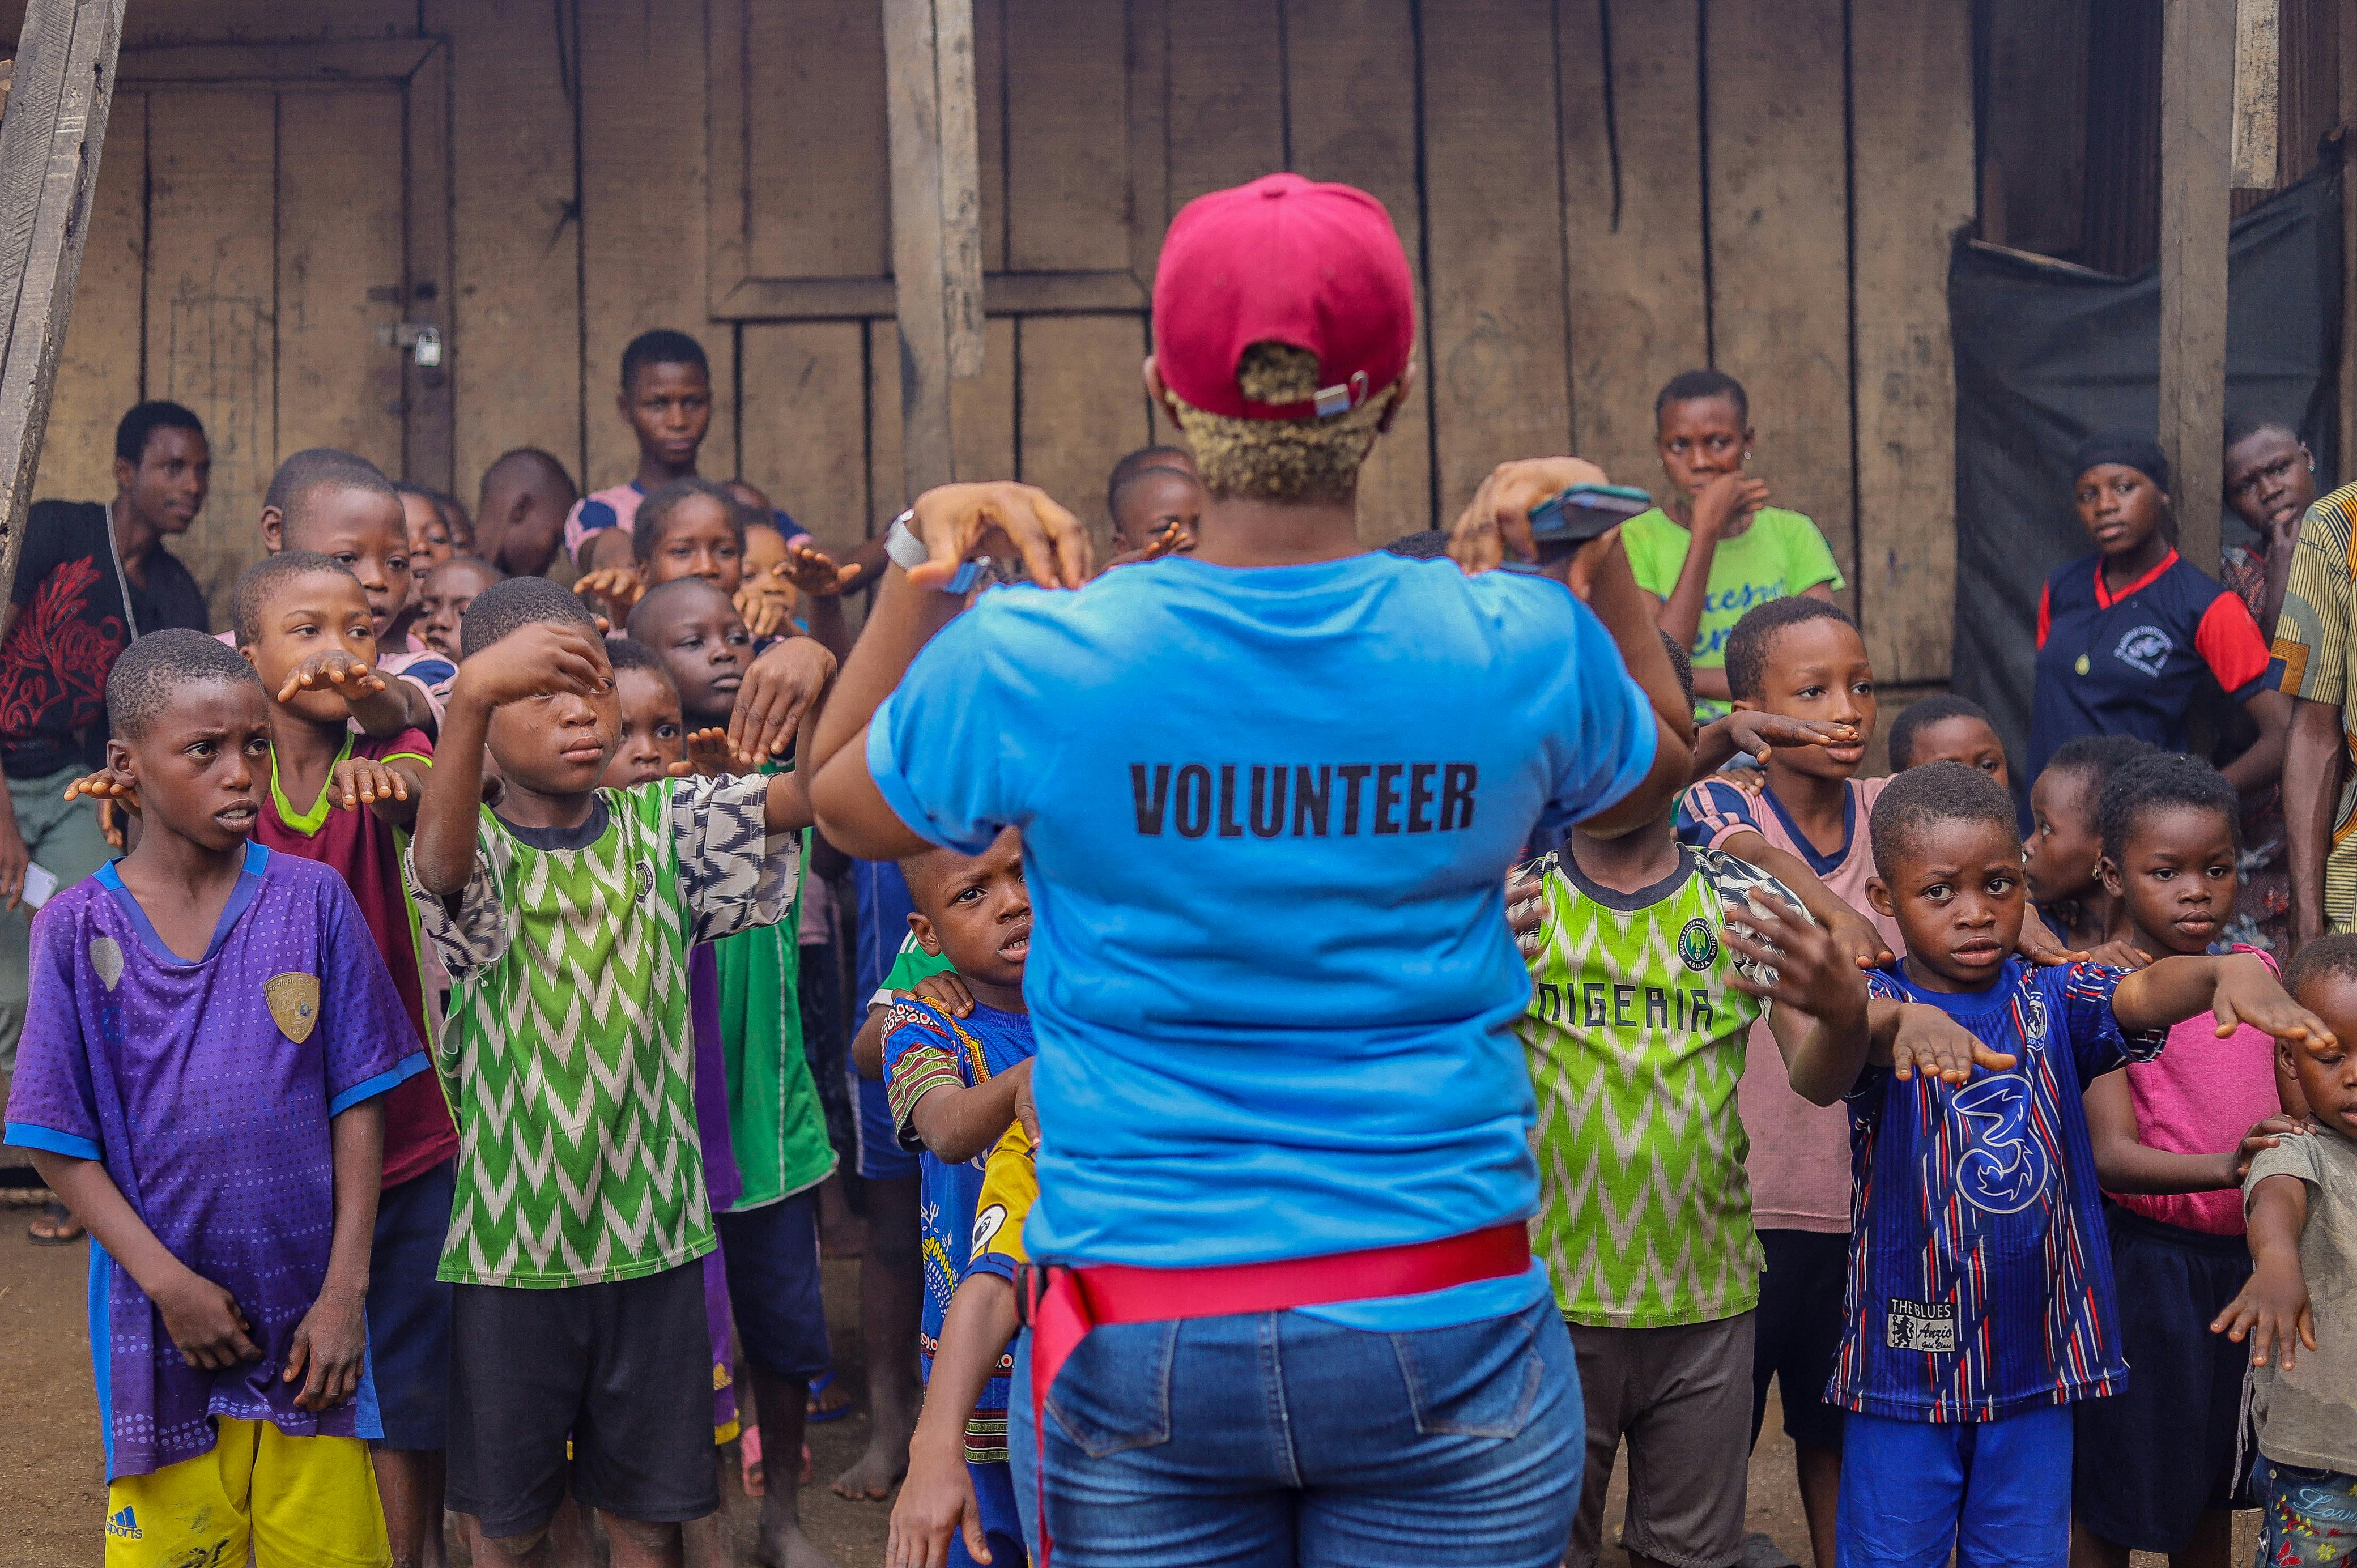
[{"xmin": 2244, "ymin": 1123, "xmax": 2357, "ymax": 1475}]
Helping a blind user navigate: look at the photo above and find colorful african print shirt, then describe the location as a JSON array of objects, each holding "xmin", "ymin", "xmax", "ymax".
[
  {"xmin": 3, "ymin": 845, "xmax": 421, "ymax": 1477},
  {"xmin": 1838, "ymin": 959, "xmax": 2163, "ymax": 1421},
  {"xmin": 2271, "ymin": 480, "xmax": 2357, "ymax": 932},
  {"xmin": 1519, "ymin": 844, "xmax": 1794, "ymax": 1327},
  {"xmin": 410, "ymin": 776, "xmax": 798, "ymax": 1288},
  {"xmin": 883, "ymin": 995, "xmax": 1035, "ymax": 1465}
]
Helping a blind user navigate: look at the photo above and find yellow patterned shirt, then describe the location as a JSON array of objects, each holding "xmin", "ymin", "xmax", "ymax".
[{"xmin": 2270, "ymin": 480, "xmax": 2357, "ymax": 930}]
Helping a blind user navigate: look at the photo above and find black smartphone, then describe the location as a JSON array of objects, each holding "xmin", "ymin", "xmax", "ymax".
[{"xmin": 1527, "ymin": 483, "xmax": 1654, "ymax": 547}]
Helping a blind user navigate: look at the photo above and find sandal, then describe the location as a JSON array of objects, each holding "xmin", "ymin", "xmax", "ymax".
[
  {"xmin": 741, "ymin": 1426, "xmax": 766, "ymax": 1498},
  {"xmin": 806, "ymin": 1369, "xmax": 853, "ymax": 1424},
  {"xmin": 27, "ymin": 1199, "xmax": 84, "ymax": 1246}
]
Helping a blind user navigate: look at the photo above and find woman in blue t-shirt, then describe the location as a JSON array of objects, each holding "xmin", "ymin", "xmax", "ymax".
[
  {"xmin": 803, "ymin": 175, "xmax": 1695, "ymax": 1568},
  {"xmin": 2027, "ymin": 429, "xmax": 2288, "ymax": 794}
]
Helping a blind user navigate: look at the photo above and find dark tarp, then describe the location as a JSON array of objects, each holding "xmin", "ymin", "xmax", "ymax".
[{"xmin": 1948, "ymin": 148, "xmax": 2344, "ymax": 774}]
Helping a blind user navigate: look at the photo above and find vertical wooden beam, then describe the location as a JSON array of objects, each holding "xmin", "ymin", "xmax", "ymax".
[
  {"xmin": 2159, "ymin": 0, "xmax": 2233, "ymax": 574},
  {"xmin": 2230, "ymin": 0, "xmax": 2278, "ymax": 190},
  {"xmin": 883, "ymin": 0, "xmax": 985, "ymax": 498},
  {"xmin": 0, "ymin": 0, "xmax": 127, "ymax": 607}
]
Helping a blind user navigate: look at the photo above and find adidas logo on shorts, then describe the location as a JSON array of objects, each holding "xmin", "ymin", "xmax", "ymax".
[{"xmin": 107, "ymin": 1505, "xmax": 143, "ymax": 1539}]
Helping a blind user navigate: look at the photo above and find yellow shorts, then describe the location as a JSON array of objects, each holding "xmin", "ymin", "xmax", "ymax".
[{"xmin": 105, "ymin": 1417, "xmax": 390, "ymax": 1568}]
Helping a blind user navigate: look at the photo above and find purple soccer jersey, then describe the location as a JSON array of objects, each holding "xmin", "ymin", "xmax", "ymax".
[{"xmin": 3, "ymin": 843, "xmax": 424, "ymax": 1478}]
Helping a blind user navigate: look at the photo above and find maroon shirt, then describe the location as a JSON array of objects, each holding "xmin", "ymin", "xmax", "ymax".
[{"xmin": 255, "ymin": 727, "xmax": 456, "ymax": 1187}]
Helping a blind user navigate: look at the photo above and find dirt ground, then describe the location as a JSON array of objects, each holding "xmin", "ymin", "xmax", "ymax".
[{"xmin": 0, "ymin": 1219, "xmax": 2257, "ymax": 1567}]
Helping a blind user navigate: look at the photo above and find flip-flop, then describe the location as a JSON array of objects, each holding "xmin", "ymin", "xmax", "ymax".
[
  {"xmin": 806, "ymin": 1369, "xmax": 853, "ymax": 1424},
  {"xmin": 741, "ymin": 1426, "xmax": 766, "ymax": 1497},
  {"xmin": 27, "ymin": 1200, "xmax": 83, "ymax": 1246}
]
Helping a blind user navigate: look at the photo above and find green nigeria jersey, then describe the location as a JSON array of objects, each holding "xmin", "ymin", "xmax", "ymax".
[
  {"xmin": 1518, "ymin": 843, "xmax": 1799, "ymax": 1328},
  {"xmin": 411, "ymin": 776, "xmax": 799, "ymax": 1288}
]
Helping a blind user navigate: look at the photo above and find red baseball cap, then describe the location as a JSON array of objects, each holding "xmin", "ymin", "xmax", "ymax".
[{"xmin": 1152, "ymin": 172, "xmax": 1416, "ymax": 422}]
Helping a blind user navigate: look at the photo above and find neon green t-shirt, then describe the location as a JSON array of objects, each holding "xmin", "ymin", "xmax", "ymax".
[
  {"xmin": 1621, "ymin": 504, "xmax": 1845, "ymax": 721},
  {"xmin": 875, "ymin": 929, "xmax": 955, "ymax": 1001}
]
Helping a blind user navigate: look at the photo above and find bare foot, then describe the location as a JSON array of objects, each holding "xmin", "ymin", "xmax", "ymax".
[
  {"xmin": 829, "ymin": 1420, "xmax": 911, "ymax": 1502},
  {"xmin": 753, "ymin": 1508, "xmax": 839, "ymax": 1568}
]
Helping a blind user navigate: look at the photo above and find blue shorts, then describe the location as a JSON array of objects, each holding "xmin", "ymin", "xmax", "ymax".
[
  {"xmin": 1836, "ymin": 1405, "xmax": 2070, "ymax": 1568},
  {"xmin": 716, "ymin": 1190, "xmax": 832, "ymax": 1381},
  {"xmin": 950, "ymin": 1457, "xmax": 1027, "ymax": 1568},
  {"xmin": 367, "ymin": 1159, "xmax": 454, "ymax": 1451},
  {"xmin": 853, "ymin": 1053, "xmax": 918, "ymax": 1181}
]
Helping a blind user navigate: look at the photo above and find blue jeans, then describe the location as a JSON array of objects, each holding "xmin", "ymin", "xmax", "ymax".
[{"xmin": 1008, "ymin": 1299, "xmax": 1582, "ymax": 1568}]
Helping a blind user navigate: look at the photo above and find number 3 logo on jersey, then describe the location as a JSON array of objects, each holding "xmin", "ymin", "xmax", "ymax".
[{"xmin": 1950, "ymin": 1073, "xmax": 2052, "ymax": 1214}]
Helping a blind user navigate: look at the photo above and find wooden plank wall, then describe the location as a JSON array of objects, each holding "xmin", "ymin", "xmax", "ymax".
[{"xmin": 14, "ymin": 0, "xmax": 1977, "ymax": 685}]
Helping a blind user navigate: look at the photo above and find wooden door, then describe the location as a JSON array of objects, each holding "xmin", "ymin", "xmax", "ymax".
[{"xmin": 35, "ymin": 43, "xmax": 452, "ymax": 625}]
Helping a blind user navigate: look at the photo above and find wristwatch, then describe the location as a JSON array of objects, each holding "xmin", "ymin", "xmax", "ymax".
[{"xmin": 886, "ymin": 511, "xmax": 985, "ymax": 593}]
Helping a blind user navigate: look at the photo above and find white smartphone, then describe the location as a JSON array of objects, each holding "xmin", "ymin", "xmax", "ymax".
[{"xmin": 20, "ymin": 862, "xmax": 59, "ymax": 910}]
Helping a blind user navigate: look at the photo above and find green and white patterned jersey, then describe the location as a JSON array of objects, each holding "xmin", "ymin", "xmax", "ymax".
[
  {"xmin": 411, "ymin": 776, "xmax": 798, "ymax": 1288},
  {"xmin": 1518, "ymin": 844, "xmax": 1800, "ymax": 1328}
]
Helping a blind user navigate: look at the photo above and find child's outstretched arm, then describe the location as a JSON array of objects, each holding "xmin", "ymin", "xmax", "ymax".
[
  {"xmin": 283, "ymin": 1101, "xmax": 384, "ymax": 1412},
  {"xmin": 412, "ymin": 621, "xmax": 612, "ymax": 896},
  {"xmin": 1692, "ymin": 710, "xmax": 1859, "ymax": 779},
  {"xmin": 737, "ymin": 637, "xmax": 838, "ymax": 833},
  {"xmin": 2212, "ymin": 1174, "xmax": 2315, "ymax": 1369},
  {"xmin": 2083, "ymin": 1070, "xmax": 2305, "ymax": 1194},
  {"xmin": 334, "ymin": 754, "xmax": 428, "ymax": 832},
  {"xmin": 1714, "ymin": 828, "xmax": 1891, "ymax": 970},
  {"xmin": 907, "ymin": 1059, "xmax": 1033, "ymax": 1165},
  {"xmin": 888, "ymin": 1272, "xmax": 1021, "ymax": 1568},
  {"xmin": 29, "ymin": 1149, "xmax": 261, "ymax": 1369},
  {"xmin": 2112, "ymin": 952, "xmax": 2335, "ymax": 1048}
]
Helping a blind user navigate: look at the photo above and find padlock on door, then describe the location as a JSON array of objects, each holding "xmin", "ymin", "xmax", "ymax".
[{"xmin": 376, "ymin": 321, "xmax": 444, "ymax": 366}]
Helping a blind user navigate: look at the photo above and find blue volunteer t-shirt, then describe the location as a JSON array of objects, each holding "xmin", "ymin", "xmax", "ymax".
[
  {"xmin": 1837, "ymin": 959, "xmax": 2164, "ymax": 1421},
  {"xmin": 866, "ymin": 551, "xmax": 1659, "ymax": 1330}
]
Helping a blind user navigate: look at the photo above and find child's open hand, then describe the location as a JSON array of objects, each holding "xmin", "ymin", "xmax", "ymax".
[
  {"xmin": 1103, "ymin": 520, "xmax": 1196, "ymax": 571},
  {"xmin": 1823, "ymin": 905, "xmax": 1894, "ymax": 972},
  {"xmin": 911, "ymin": 970, "xmax": 977, "ymax": 1019},
  {"xmin": 888, "ymin": 1431, "xmax": 990, "ymax": 1568},
  {"xmin": 732, "ymin": 582, "xmax": 793, "ymax": 641},
  {"xmin": 2233, "ymin": 1114, "xmax": 2311, "ymax": 1183},
  {"xmin": 1717, "ymin": 711, "xmax": 1860, "ymax": 768},
  {"xmin": 726, "ymin": 636, "xmax": 836, "ymax": 768},
  {"xmin": 2210, "ymin": 953, "xmax": 2335, "ymax": 1048},
  {"xmin": 152, "ymin": 1266, "xmax": 261, "ymax": 1371},
  {"xmin": 2212, "ymin": 1259, "xmax": 2316, "ymax": 1369},
  {"xmin": 782, "ymin": 542, "xmax": 865, "ymax": 598},
  {"xmin": 1887, "ymin": 1001, "xmax": 2016, "ymax": 1085},
  {"xmin": 574, "ymin": 565, "xmax": 644, "ymax": 617},
  {"xmin": 1723, "ymin": 890, "xmax": 1870, "ymax": 1025},
  {"xmin": 62, "ymin": 766, "xmax": 136, "ymax": 809},
  {"xmin": 2079, "ymin": 939, "xmax": 2149, "ymax": 970},
  {"xmin": 452, "ymin": 621, "xmax": 611, "ymax": 709},
  {"xmin": 331, "ymin": 756, "xmax": 412, "ymax": 812},
  {"xmin": 905, "ymin": 481, "xmax": 1091, "ymax": 590},
  {"xmin": 276, "ymin": 650, "xmax": 388, "ymax": 708},
  {"xmin": 283, "ymin": 1288, "xmax": 367, "ymax": 1411},
  {"xmin": 664, "ymin": 727, "xmax": 735, "ymax": 780}
]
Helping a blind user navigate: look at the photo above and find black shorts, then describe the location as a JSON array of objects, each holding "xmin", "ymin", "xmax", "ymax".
[
  {"xmin": 716, "ymin": 1190, "xmax": 832, "ymax": 1382},
  {"xmin": 2073, "ymin": 1205, "xmax": 2256, "ymax": 1553},
  {"xmin": 1751, "ymin": 1228, "xmax": 1848, "ymax": 1454},
  {"xmin": 446, "ymin": 1260, "xmax": 720, "ymax": 1537}
]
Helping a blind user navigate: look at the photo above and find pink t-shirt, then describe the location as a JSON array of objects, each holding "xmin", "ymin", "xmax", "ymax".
[
  {"xmin": 561, "ymin": 481, "xmax": 645, "ymax": 563},
  {"xmin": 1677, "ymin": 773, "xmax": 1897, "ymax": 1233},
  {"xmin": 2113, "ymin": 944, "xmax": 2283, "ymax": 1234}
]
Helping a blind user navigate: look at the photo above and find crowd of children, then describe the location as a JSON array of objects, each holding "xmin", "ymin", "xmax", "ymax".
[{"xmin": 4, "ymin": 212, "xmax": 2356, "ymax": 1568}]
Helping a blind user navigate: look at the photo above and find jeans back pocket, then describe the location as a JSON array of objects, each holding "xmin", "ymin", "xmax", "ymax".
[
  {"xmin": 1390, "ymin": 1305, "xmax": 1547, "ymax": 1439},
  {"xmin": 1045, "ymin": 1318, "xmax": 1181, "ymax": 1458}
]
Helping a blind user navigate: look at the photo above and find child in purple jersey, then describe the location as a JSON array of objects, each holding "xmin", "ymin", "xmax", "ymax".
[
  {"xmin": 1805, "ymin": 763, "xmax": 2329, "ymax": 1568},
  {"xmin": 4, "ymin": 630, "xmax": 423, "ymax": 1568}
]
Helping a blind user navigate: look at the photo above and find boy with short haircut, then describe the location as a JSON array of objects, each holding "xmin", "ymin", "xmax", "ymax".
[
  {"xmin": 1675, "ymin": 594, "xmax": 1895, "ymax": 1563},
  {"xmin": 2216, "ymin": 934, "xmax": 2357, "ymax": 1568},
  {"xmin": 406, "ymin": 578, "xmax": 827, "ymax": 1565},
  {"xmin": 2024, "ymin": 734, "xmax": 2157, "ymax": 950},
  {"xmin": 626, "ymin": 577, "xmax": 845, "ymax": 1568},
  {"xmin": 882, "ymin": 825, "xmax": 1034, "ymax": 1568},
  {"xmin": 566, "ymin": 330, "xmax": 714, "ymax": 570},
  {"xmin": 474, "ymin": 448, "xmax": 579, "ymax": 581},
  {"xmin": 233, "ymin": 551, "xmax": 457, "ymax": 1568},
  {"xmin": 1825, "ymin": 761, "xmax": 2326, "ymax": 1568},
  {"xmin": 1105, "ymin": 462, "xmax": 1201, "ymax": 563},
  {"xmin": 5, "ymin": 629, "xmax": 423, "ymax": 1567},
  {"xmin": 2071, "ymin": 751, "xmax": 2308, "ymax": 1568},
  {"xmin": 1886, "ymin": 694, "xmax": 2010, "ymax": 789}
]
